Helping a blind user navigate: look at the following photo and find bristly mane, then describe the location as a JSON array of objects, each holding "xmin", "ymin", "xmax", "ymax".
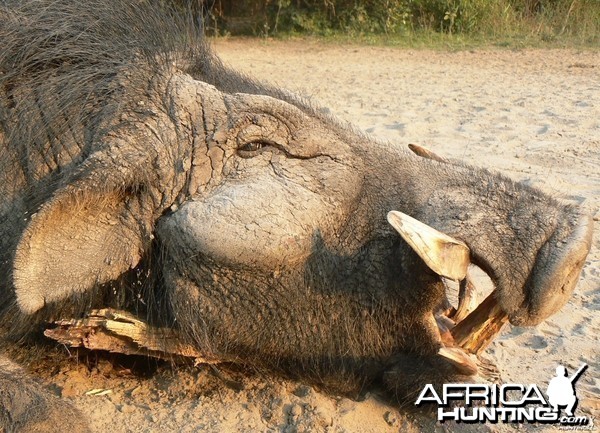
[
  {"xmin": 0, "ymin": 0, "xmax": 323, "ymax": 169},
  {"xmin": 0, "ymin": 0, "xmax": 209, "ymax": 166}
]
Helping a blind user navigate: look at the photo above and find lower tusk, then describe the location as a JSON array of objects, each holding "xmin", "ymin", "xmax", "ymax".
[
  {"xmin": 430, "ymin": 312, "xmax": 478, "ymax": 375},
  {"xmin": 438, "ymin": 347, "xmax": 479, "ymax": 375},
  {"xmin": 450, "ymin": 293, "xmax": 509, "ymax": 355},
  {"xmin": 452, "ymin": 273, "xmax": 479, "ymax": 323}
]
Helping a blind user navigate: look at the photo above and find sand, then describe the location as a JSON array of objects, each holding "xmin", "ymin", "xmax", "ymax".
[{"xmin": 24, "ymin": 40, "xmax": 600, "ymax": 432}]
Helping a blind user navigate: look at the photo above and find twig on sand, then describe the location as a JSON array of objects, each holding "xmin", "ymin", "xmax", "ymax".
[{"xmin": 44, "ymin": 309, "xmax": 223, "ymax": 365}]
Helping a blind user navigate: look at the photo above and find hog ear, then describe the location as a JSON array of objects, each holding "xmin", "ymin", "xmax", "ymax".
[{"xmin": 13, "ymin": 151, "xmax": 155, "ymax": 314}]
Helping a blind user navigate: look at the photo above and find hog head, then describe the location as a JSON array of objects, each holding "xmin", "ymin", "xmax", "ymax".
[{"xmin": 9, "ymin": 66, "xmax": 593, "ymax": 400}]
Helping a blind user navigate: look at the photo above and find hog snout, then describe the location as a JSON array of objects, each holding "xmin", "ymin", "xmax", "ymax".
[
  {"xmin": 509, "ymin": 213, "xmax": 593, "ymax": 326},
  {"xmin": 386, "ymin": 206, "xmax": 593, "ymax": 364}
]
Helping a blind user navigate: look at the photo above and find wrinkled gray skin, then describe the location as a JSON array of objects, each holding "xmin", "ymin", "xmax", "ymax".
[{"xmin": 0, "ymin": 0, "xmax": 593, "ymax": 431}]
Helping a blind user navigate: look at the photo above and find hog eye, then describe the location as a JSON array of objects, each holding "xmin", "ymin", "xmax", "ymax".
[
  {"xmin": 237, "ymin": 140, "xmax": 274, "ymax": 158},
  {"xmin": 241, "ymin": 141, "xmax": 264, "ymax": 152}
]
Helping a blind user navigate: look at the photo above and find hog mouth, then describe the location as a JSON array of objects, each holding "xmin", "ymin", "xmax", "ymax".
[
  {"xmin": 387, "ymin": 209, "xmax": 592, "ymax": 377},
  {"xmin": 434, "ymin": 276, "xmax": 508, "ymax": 376},
  {"xmin": 387, "ymin": 210, "xmax": 509, "ymax": 376}
]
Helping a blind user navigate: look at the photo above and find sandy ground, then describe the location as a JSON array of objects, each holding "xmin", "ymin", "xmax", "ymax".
[{"xmin": 21, "ymin": 40, "xmax": 600, "ymax": 432}]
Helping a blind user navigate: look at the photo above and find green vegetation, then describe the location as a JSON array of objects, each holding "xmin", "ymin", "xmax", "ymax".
[{"xmin": 201, "ymin": 0, "xmax": 599, "ymax": 47}]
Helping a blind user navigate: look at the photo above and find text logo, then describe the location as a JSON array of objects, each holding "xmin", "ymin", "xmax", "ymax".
[{"xmin": 415, "ymin": 363, "xmax": 593, "ymax": 428}]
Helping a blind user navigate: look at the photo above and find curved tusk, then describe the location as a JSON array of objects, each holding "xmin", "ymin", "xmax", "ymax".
[
  {"xmin": 452, "ymin": 273, "xmax": 479, "ymax": 322},
  {"xmin": 387, "ymin": 210, "xmax": 470, "ymax": 281}
]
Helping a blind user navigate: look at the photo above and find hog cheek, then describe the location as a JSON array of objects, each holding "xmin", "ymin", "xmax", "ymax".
[{"xmin": 160, "ymin": 174, "xmax": 352, "ymax": 270}]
